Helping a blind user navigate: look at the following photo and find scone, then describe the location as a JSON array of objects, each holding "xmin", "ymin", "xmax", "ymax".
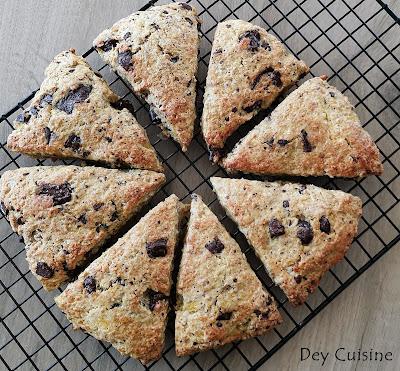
[
  {"xmin": 0, "ymin": 166, "xmax": 165, "ymax": 290},
  {"xmin": 202, "ymin": 20, "xmax": 309, "ymax": 161},
  {"xmin": 211, "ymin": 177, "xmax": 362, "ymax": 305},
  {"xmin": 55, "ymin": 195, "xmax": 187, "ymax": 364},
  {"xmin": 7, "ymin": 49, "xmax": 162, "ymax": 172},
  {"xmin": 222, "ymin": 76, "xmax": 383, "ymax": 177},
  {"xmin": 94, "ymin": 3, "xmax": 200, "ymax": 151},
  {"xmin": 175, "ymin": 194, "xmax": 282, "ymax": 356}
]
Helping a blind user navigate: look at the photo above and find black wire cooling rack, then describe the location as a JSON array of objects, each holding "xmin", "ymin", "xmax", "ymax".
[{"xmin": 0, "ymin": 0, "xmax": 399, "ymax": 370}]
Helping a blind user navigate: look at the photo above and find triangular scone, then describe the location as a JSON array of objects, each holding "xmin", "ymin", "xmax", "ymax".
[
  {"xmin": 211, "ymin": 177, "xmax": 362, "ymax": 305},
  {"xmin": 202, "ymin": 20, "xmax": 309, "ymax": 161},
  {"xmin": 55, "ymin": 195, "xmax": 187, "ymax": 364},
  {"xmin": 7, "ymin": 49, "xmax": 162, "ymax": 172},
  {"xmin": 0, "ymin": 166, "xmax": 165, "ymax": 291},
  {"xmin": 93, "ymin": 3, "xmax": 200, "ymax": 151},
  {"xmin": 175, "ymin": 195, "xmax": 281, "ymax": 356},
  {"xmin": 223, "ymin": 77, "xmax": 383, "ymax": 177}
]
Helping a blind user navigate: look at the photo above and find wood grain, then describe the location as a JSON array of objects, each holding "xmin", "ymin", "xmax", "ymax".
[{"xmin": 0, "ymin": 1, "xmax": 399, "ymax": 370}]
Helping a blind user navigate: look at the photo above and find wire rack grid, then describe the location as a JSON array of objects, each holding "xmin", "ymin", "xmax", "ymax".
[{"xmin": 0, "ymin": 0, "xmax": 399, "ymax": 370}]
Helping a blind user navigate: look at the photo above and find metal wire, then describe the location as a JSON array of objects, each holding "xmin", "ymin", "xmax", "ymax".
[{"xmin": 0, "ymin": 0, "xmax": 399, "ymax": 370}]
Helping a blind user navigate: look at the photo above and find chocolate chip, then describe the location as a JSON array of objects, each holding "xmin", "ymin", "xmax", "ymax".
[
  {"xmin": 78, "ymin": 214, "xmax": 87, "ymax": 224},
  {"xmin": 124, "ymin": 32, "xmax": 131, "ymax": 40},
  {"xmin": 232, "ymin": 107, "xmax": 238, "ymax": 113},
  {"xmin": 185, "ymin": 17, "xmax": 193, "ymax": 25},
  {"xmin": 37, "ymin": 182, "xmax": 72, "ymax": 206},
  {"xmin": 36, "ymin": 262, "xmax": 54, "ymax": 278},
  {"xmin": 83, "ymin": 276, "xmax": 96, "ymax": 294},
  {"xmin": 216, "ymin": 312, "xmax": 232, "ymax": 321},
  {"xmin": 1, "ymin": 201, "xmax": 9, "ymax": 217},
  {"xmin": 144, "ymin": 288, "xmax": 168, "ymax": 311},
  {"xmin": 277, "ymin": 139, "xmax": 289, "ymax": 146},
  {"xmin": 319, "ymin": 216, "xmax": 331, "ymax": 234},
  {"xmin": 251, "ymin": 67, "xmax": 282, "ymax": 89},
  {"xmin": 297, "ymin": 220, "xmax": 314, "ymax": 245},
  {"xmin": 243, "ymin": 100, "xmax": 261, "ymax": 113},
  {"xmin": 56, "ymin": 85, "xmax": 92, "ymax": 114},
  {"xmin": 100, "ymin": 39, "xmax": 118, "ymax": 52},
  {"xmin": 93, "ymin": 203, "xmax": 104, "ymax": 211},
  {"xmin": 216, "ymin": 322, "xmax": 223, "ymax": 327},
  {"xmin": 254, "ymin": 309, "xmax": 270, "ymax": 319},
  {"xmin": 44, "ymin": 127, "xmax": 55, "ymax": 144},
  {"xmin": 298, "ymin": 184, "xmax": 307, "ymax": 194},
  {"xmin": 294, "ymin": 275, "xmax": 302, "ymax": 284},
  {"xmin": 329, "ymin": 91, "xmax": 335, "ymax": 97},
  {"xmin": 214, "ymin": 48, "xmax": 223, "ymax": 55},
  {"xmin": 15, "ymin": 112, "xmax": 29, "ymax": 123},
  {"xmin": 110, "ymin": 302, "xmax": 121, "ymax": 309},
  {"xmin": 16, "ymin": 217, "xmax": 24, "ymax": 225},
  {"xmin": 105, "ymin": 136, "xmax": 112, "ymax": 143},
  {"xmin": 95, "ymin": 223, "xmax": 108, "ymax": 233},
  {"xmin": 269, "ymin": 218, "xmax": 285, "ymax": 238},
  {"xmin": 64, "ymin": 134, "xmax": 81, "ymax": 152},
  {"xmin": 29, "ymin": 107, "xmax": 39, "ymax": 117},
  {"xmin": 261, "ymin": 41, "xmax": 271, "ymax": 51},
  {"xmin": 205, "ymin": 237, "xmax": 224, "ymax": 254},
  {"xmin": 110, "ymin": 211, "xmax": 118, "ymax": 222},
  {"xmin": 239, "ymin": 30, "xmax": 261, "ymax": 52},
  {"xmin": 266, "ymin": 296, "xmax": 273, "ymax": 306},
  {"xmin": 283, "ymin": 200, "xmax": 289, "ymax": 208},
  {"xmin": 40, "ymin": 94, "xmax": 53, "ymax": 106},
  {"xmin": 149, "ymin": 108, "xmax": 161, "ymax": 124},
  {"xmin": 180, "ymin": 3, "xmax": 192, "ymax": 10},
  {"xmin": 170, "ymin": 56, "xmax": 179, "ymax": 63},
  {"xmin": 111, "ymin": 99, "xmax": 136, "ymax": 117},
  {"xmin": 300, "ymin": 129, "xmax": 312, "ymax": 152},
  {"xmin": 146, "ymin": 238, "xmax": 168, "ymax": 258},
  {"xmin": 118, "ymin": 50, "xmax": 133, "ymax": 71}
]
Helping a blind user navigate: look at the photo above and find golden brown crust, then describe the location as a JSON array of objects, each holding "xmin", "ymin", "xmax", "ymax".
[
  {"xmin": 211, "ymin": 177, "xmax": 362, "ymax": 305},
  {"xmin": 55, "ymin": 195, "xmax": 187, "ymax": 364},
  {"xmin": 93, "ymin": 3, "xmax": 200, "ymax": 151},
  {"xmin": 201, "ymin": 20, "xmax": 309, "ymax": 160},
  {"xmin": 0, "ymin": 165, "xmax": 165, "ymax": 290},
  {"xmin": 175, "ymin": 195, "xmax": 282, "ymax": 356},
  {"xmin": 7, "ymin": 49, "xmax": 162, "ymax": 172},
  {"xmin": 222, "ymin": 77, "xmax": 383, "ymax": 177}
]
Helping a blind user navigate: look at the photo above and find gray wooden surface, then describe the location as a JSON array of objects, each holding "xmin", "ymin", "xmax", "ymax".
[{"xmin": 0, "ymin": 1, "xmax": 399, "ymax": 370}]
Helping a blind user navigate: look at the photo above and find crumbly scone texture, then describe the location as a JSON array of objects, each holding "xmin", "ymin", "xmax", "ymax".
[
  {"xmin": 55, "ymin": 195, "xmax": 187, "ymax": 364},
  {"xmin": 0, "ymin": 165, "xmax": 165, "ymax": 291},
  {"xmin": 201, "ymin": 19, "xmax": 309, "ymax": 161},
  {"xmin": 7, "ymin": 49, "xmax": 162, "ymax": 172},
  {"xmin": 222, "ymin": 77, "xmax": 383, "ymax": 177},
  {"xmin": 175, "ymin": 195, "xmax": 282, "ymax": 356},
  {"xmin": 211, "ymin": 177, "xmax": 362, "ymax": 305},
  {"xmin": 93, "ymin": 3, "xmax": 200, "ymax": 151}
]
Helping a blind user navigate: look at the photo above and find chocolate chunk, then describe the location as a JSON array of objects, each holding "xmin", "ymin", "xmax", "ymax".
[
  {"xmin": 100, "ymin": 39, "xmax": 118, "ymax": 52},
  {"xmin": 216, "ymin": 312, "xmax": 232, "ymax": 321},
  {"xmin": 56, "ymin": 85, "xmax": 92, "ymax": 114},
  {"xmin": 319, "ymin": 216, "xmax": 331, "ymax": 234},
  {"xmin": 180, "ymin": 3, "xmax": 192, "ymax": 10},
  {"xmin": 36, "ymin": 262, "xmax": 54, "ymax": 278},
  {"xmin": 118, "ymin": 50, "xmax": 133, "ymax": 71},
  {"xmin": 146, "ymin": 238, "xmax": 168, "ymax": 258},
  {"xmin": 269, "ymin": 218, "xmax": 285, "ymax": 238},
  {"xmin": 124, "ymin": 32, "xmax": 131, "ymax": 40},
  {"xmin": 37, "ymin": 182, "xmax": 72, "ymax": 206},
  {"xmin": 83, "ymin": 276, "xmax": 96, "ymax": 294},
  {"xmin": 16, "ymin": 217, "xmax": 24, "ymax": 225},
  {"xmin": 298, "ymin": 184, "xmax": 307, "ymax": 194},
  {"xmin": 300, "ymin": 129, "xmax": 312, "ymax": 152},
  {"xmin": 78, "ymin": 214, "xmax": 87, "ymax": 224},
  {"xmin": 329, "ymin": 91, "xmax": 335, "ymax": 97},
  {"xmin": 277, "ymin": 139, "xmax": 289, "ymax": 146},
  {"xmin": 205, "ymin": 237, "xmax": 224, "ymax": 254},
  {"xmin": 294, "ymin": 275, "xmax": 302, "ymax": 284},
  {"xmin": 239, "ymin": 30, "xmax": 261, "ymax": 52},
  {"xmin": 40, "ymin": 94, "xmax": 53, "ymax": 105},
  {"xmin": 170, "ymin": 56, "xmax": 179, "ymax": 63},
  {"xmin": 29, "ymin": 107, "xmax": 39, "ymax": 117},
  {"xmin": 105, "ymin": 136, "xmax": 112, "ymax": 143},
  {"xmin": 144, "ymin": 288, "xmax": 168, "ymax": 311},
  {"xmin": 297, "ymin": 220, "xmax": 314, "ymax": 245},
  {"xmin": 261, "ymin": 41, "xmax": 271, "ymax": 51},
  {"xmin": 64, "ymin": 134, "xmax": 81, "ymax": 152},
  {"xmin": 149, "ymin": 108, "xmax": 161, "ymax": 124},
  {"xmin": 283, "ymin": 200, "xmax": 289, "ymax": 208},
  {"xmin": 251, "ymin": 67, "xmax": 282, "ymax": 89},
  {"xmin": 266, "ymin": 296, "xmax": 273, "ymax": 306},
  {"xmin": 110, "ymin": 302, "xmax": 121, "ymax": 309},
  {"xmin": 15, "ymin": 112, "xmax": 29, "ymax": 123},
  {"xmin": 232, "ymin": 107, "xmax": 237, "ymax": 112},
  {"xmin": 110, "ymin": 211, "xmax": 118, "ymax": 222},
  {"xmin": 1, "ymin": 201, "xmax": 9, "ymax": 217},
  {"xmin": 93, "ymin": 203, "xmax": 104, "ymax": 211},
  {"xmin": 265, "ymin": 137, "xmax": 274, "ymax": 147},
  {"xmin": 111, "ymin": 99, "xmax": 135, "ymax": 115},
  {"xmin": 254, "ymin": 309, "xmax": 270, "ymax": 319},
  {"xmin": 44, "ymin": 127, "xmax": 55, "ymax": 144},
  {"xmin": 185, "ymin": 17, "xmax": 193, "ymax": 25},
  {"xmin": 243, "ymin": 100, "xmax": 261, "ymax": 113}
]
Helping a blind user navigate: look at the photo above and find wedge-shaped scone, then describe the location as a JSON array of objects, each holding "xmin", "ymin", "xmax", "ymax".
[
  {"xmin": 0, "ymin": 165, "xmax": 165, "ymax": 290},
  {"xmin": 202, "ymin": 20, "xmax": 309, "ymax": 161},
  {"xmin": 93, "ymin": 3, "xmax": 200, "ymax": 151},
  {"xmin": 211, "ymin": 177, "xmax": 362, "ymax": 305},
  {"xmin": 223, "ymin": 77, "xmax": 383, "ymax": 177},
  {"xmin": 175, "ymin": 195, "xmax": 281, "ymax": 356},
  {"xmin": 55, "ymin": 195, "xmax": 187, "ymax": 364},
  {"xmin": 7, "ymin": 49, "xmax": 162, "ymax": 172}
]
